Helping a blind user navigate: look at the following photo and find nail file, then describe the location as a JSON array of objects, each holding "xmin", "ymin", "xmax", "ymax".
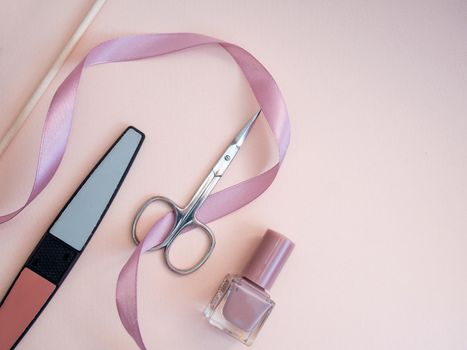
[{"xmin": 0, "ymin": 126, "xmax": 145, "ymax": 350}]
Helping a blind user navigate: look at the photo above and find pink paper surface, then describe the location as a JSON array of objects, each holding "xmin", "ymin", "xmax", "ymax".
[{"xmin": 1, "ymin": 1, "xmax": 467, "ymax": 349}]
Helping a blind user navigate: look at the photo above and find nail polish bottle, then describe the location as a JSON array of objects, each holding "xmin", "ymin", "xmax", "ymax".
[{"xmin": 204, "ymin": 229, "xmax": 294, "ymax": 346}]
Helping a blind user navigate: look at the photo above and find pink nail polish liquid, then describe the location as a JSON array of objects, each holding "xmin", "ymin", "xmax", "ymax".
[{"xmin": 204, "ymin": 229, "xmax": 294, "ymax": 346}]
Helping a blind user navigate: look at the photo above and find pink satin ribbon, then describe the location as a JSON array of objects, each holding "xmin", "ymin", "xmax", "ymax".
[{"xmin": 0, "ymin": 33, "xmax": 290, "ymax": 349}]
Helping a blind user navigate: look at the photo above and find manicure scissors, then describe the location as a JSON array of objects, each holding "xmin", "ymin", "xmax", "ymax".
[{"xmin": 131, "ymin": 109, "xmax": 261, "ymax": 275}]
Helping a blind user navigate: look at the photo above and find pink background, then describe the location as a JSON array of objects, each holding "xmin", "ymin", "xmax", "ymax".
[{"xmin": 1, "ymin": 0, "xmax": 467, "ymax": 349}]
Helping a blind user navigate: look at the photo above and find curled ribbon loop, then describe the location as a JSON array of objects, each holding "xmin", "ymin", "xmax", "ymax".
[{"xmin": 1, "ymin": 33, "xmax": 290, "ymax": 349}]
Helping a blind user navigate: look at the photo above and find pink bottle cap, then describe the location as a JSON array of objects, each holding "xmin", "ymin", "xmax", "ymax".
[{"xmin": 242, "ymin": 229, "xmax": 295, "ymax": 291}]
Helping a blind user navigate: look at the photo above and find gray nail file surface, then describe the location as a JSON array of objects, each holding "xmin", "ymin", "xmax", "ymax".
[{"xmin": 50, "ymin": 127, "xmax": 144, "ymax": 250}]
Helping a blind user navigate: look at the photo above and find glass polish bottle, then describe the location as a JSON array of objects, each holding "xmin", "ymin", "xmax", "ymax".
[{"xmin": 204, "ymin": 229, "xmax": 294, "ymax": 346}]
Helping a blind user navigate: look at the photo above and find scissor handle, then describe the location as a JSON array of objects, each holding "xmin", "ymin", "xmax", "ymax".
[
  {"xmin": 164, "ymin": 219, "xmax": 216, "ymax": 275},
  {"xmin": 131, "ymin": 196, "xmax": 216, "ymax": 274},
  {"xmin": 131, "ymin": 196, "xmax": 181, "ymax": 252}
]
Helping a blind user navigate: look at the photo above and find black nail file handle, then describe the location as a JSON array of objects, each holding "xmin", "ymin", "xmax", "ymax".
[{"xmin": 25, "ymin": 233, "xmax": 78, "ymax": 285}]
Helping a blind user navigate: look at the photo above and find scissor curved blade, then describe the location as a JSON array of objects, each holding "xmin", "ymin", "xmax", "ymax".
[
  {"xmin": 212, "ymin": 109, "xmax": 261, "ymax": 177},
  {"xmin": 232, "ymin": 109, "xmax": 261, "ymax": 148}
]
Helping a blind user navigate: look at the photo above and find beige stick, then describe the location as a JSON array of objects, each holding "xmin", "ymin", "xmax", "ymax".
[{"xmin": 0, "ymin": 0, "xmax": 107, "ymax": 157}]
